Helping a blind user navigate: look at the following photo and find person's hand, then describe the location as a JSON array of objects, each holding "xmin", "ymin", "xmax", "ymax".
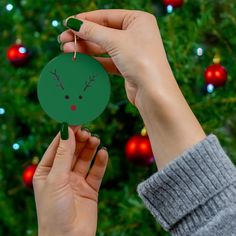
[
  {"xmin": 59, "ymin": 9, "xmax": 172, "ymax": 106},
  {"xmin": 59, "ymin": 9, "xmax": 206, "ymax": 170},
  {"xmin": 33, "ymin": 125, "xmax": 108, "ymax": 236}
]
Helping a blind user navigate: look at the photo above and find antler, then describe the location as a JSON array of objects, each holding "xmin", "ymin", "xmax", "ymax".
[
  {"xmin": 83, "ymin": 75, "xmax": 96, "ymax": 92},
  {"xmin": 50, "ymin": 69, "xmax": 64, "ymax": 90}
]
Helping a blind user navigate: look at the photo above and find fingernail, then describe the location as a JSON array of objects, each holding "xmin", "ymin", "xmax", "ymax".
[
  {"xmin": 61, "ymin": 122, "xmax": 68, "ymax": 140},
  {"xmin": 60, "ymin": 43, "xmax": 64, "ymax": 51},
  {"xmin": 57, "ymin": 35, "xmax": 61, "ymax": 43},
  {"xmin": 66, "ymin": 18, "xmax": 83, "ymax": 31},
  {"xmin": 92, "ymin": 133, "xmax": 100, "ymax": 139},
  {"xmin": 101, "ymin": 146, "xmax": 107, "ymax": 151},
  {"xmin": 81, "ymin": 126, "xmax": 90, "ymax": 133}
]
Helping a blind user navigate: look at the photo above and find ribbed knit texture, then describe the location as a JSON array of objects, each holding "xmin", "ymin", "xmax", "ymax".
[{"xmin": 137, "ymin": 135, "xmax": 236, "ymax": 236}]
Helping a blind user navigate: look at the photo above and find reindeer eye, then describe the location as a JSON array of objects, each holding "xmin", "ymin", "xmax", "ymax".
[
  {"xmin": 79, "ymin": 95, "xmax": 83, "ymax": 100},
  {"xmin": 65, "ymin": 95, "xmax": 69, "ymax": 100}
]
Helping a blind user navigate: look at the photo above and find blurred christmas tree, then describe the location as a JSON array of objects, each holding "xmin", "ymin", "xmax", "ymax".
[{"xmin": 0, "ymin": 0, "xmax": 236, "ymax": 235}]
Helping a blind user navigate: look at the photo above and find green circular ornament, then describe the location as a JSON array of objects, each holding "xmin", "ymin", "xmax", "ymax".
[{"xmin": 38, "ymin": 53, "xmax": 110, "ymax": 125}]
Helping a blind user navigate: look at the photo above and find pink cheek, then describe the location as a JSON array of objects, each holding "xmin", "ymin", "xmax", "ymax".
[{"xmin": 70, "ymin": 105, "xmax": 77, "ymax": 111}]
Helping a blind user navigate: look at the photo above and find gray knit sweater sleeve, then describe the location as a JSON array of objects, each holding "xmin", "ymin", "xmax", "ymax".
[{"xmin": 137, "ymin": 135, "xmax": 236, "ymax": 236}]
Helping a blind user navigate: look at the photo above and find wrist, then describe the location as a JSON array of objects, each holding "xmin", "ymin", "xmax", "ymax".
[
  {"xmin": 135, "ymin": 67, "xmax": 206, "ymax": 170},
  {"xmin": 134, "ymin": 56, "xmax": 177, "ymax": 107},
  {"xmin": 39, "ymin": 230, "xmax": 68, "ymax": 236},
  {"xmin": 38, "ymin": 226, "xmax": 64, "ymax": 236},
  {"xmin": 135, "ymin": 65, "xmax": 177, "ymax": 114},
  {"xmin": 38, "ymin": 224, "xmax": 83, "ymax": 236}
]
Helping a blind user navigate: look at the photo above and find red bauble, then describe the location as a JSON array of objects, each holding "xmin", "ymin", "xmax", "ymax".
[
  {"xmin": 7, "ymin": 44, "xmax": 30, "ymax": 67},
  {"xmin": 125, "ymin": 135, "xmax": 154, "ymax": 166},
  {"xmin": 163, "ymin": 0, "xmax": 184, "ymax": 8},
  {"xmin": 204, "ymin": 64, "xmax": 227, "ymax": 87},
  {"xmin": 22, "ymin": 164, "xmax": 37, "ymax": 187}
]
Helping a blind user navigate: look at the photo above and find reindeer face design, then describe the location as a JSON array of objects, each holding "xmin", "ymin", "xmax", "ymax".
[{"xmin": 38, "ymin": 53, "xmax": 110, "ymax": 125}]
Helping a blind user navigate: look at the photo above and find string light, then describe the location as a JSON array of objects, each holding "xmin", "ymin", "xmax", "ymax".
[
  {"xmin": 51, "ymin": 20, "xmax": 59, "ymax": 27},
  {"xmin": 206, "ymin": 84, "xmax": 214, "ymax": 93},
  {"xmin": 19, "ymin": 46, "xmax": 27, "ymax": 54},
  {"xmin": 12, "ymin": 143, "xmax": 20, "ymax": 150},
  {"xmin": 141, "ymin": 127, "xmax": 147, "ymax": 136},
  {"xmin": 34, "ymin": 32, "xmax": 40, "ymax": 38},
  {"xmin": 167, "ymin": 5, "xmax": 174, "ymax": 13},
  {"xmin": 6, "ymin": 3, "xmax": 13, "ymax": 11},
  {"xmin": 26, "ymin": 229, "xmax": 33, "ymax": 235},
  {"xmin": 0, "ymin": 108, "xmax": 5, "ymax": 115},
  {"xmin": 196, "ymin": 47, "xmax": 204, "ymax": 56}
]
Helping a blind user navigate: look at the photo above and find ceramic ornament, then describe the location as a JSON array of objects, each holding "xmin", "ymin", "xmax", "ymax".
[{"xmin": 37, "ymin": 52, "xmax": 110, "ymax": 125}]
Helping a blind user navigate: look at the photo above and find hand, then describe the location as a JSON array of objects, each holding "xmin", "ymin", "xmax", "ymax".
[
  {"xmin": 33, "ymin": 126, "xmax": 108, "ymax": 236},
  {"xmin": 59, "ymin": 9, "xmax": 206, "ymax": 170},
  {"xmin": 59, "ymin": 9, "xmax": 172, "ymax": 106}
]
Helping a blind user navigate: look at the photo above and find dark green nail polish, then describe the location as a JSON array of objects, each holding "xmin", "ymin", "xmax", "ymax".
[
  {"xmin": 81, "ymin": 127, "xmax": 90, "ymax": 133},
  {"xmin": 66, "ymin": 18, "xmax": 83, "ymax": 31},
  {"xmin": 92, "ymin": 133, "xmax": 100, "ymax": 139},
  {"xmin": 61, "ymin": 122, "xmax": 68, "ymax": 140}
]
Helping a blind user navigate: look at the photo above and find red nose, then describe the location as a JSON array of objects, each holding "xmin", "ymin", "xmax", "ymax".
[{"xmin": 71, "ymin": 105, "xmax": 77, "ymax": 111}]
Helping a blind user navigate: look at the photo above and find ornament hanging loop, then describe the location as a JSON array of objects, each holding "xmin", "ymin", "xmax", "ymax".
[{"xmin": 73, "ymin": 34, "xmax": 77, "ymax": 60}]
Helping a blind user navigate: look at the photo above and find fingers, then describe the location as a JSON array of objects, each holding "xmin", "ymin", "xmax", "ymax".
[
  {"xmin": 94, "ymin": 57, "xmax": 121, "ymax": 75},
  {"xmin": 70, "ymin": 125, "xmax": 80, "ymax": 133},
  {"xmin": 86, "ymin": 148, "xmax": 108, "ymax": 192},
  {"xmin": 59, "ymin": 29, "xmax": 74, "ymax": 43},
  {"xmin": 36, "ymin": 132, "xmax": 60, "ymax": 170},
  {"xmin": 59, "ymin": 9, "xmax": 138, "ymax": 50},
  {"xmin": 73, "ymin": 136, "xmax": 100, "ymax": 177},
  {"xmin": 49, "ymin": 127, "xmax": 76, "ymax": 177},
  {"xmin": 33, "ymin": 132, "xmax": 60, "ymax": 192},
  {"xmin": 62, "ymin": 41, "xmax": 106, "ymax": 55},
  {"xmin": 71, "ymin": 128, "xmax": 91, "ymax": 168},
  {"xmin": 65, "ymin": 17, "xmax": 120, "ymax": 50},
  {"xmin": 35, "ymin": 126, "xmax": 79, "ymax": 174},
  {"xmin": 74, "ymin": 9, "xmax": 131, "ymax": 29},
  {"xmin": 60, "ymin": 38, "xmax": 120, "ymax": 74}
]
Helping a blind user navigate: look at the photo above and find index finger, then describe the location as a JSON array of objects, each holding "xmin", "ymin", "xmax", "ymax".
[
  {"xmin": 60, "ymin": 9, "xmax": 132, "ymax": 44},
  {"xmin": 72, "ymin": 9, "xmax": 132, "ymax": 29}
]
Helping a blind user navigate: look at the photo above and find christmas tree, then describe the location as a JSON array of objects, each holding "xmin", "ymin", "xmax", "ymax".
[{"xmin": 0, "ymin": 0, "xmax": 236, "ymax": 235}]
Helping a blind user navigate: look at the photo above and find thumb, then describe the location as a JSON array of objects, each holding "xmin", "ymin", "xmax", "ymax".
[
  {"xmin": 50, "ymin": 123, "xmax": 76, "ymax": 177},
  {"xmin": 66, "ymin": 17, "xmax": 118, "ymax": 50}
]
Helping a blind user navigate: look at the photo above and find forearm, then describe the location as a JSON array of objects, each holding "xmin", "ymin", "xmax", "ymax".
[{"xmin": 135, "ymin": 63, "xmax": 206, "ymax": 169}]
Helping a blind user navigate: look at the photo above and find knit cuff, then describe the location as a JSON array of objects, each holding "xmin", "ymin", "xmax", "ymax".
[{"xmin": 137, "ymin": 134, "xmax": 236, "ymax": 233}]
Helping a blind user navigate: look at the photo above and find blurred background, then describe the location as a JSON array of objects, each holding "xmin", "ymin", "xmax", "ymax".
[{"xmin": 1, "ymin": 0, "xmax": 236, "ymax": 235}]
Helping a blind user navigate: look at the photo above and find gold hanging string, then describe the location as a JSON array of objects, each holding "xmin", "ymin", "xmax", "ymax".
[{"xmin": 73, "ymin": 34, "xmax": 77, "ymax": 60}]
